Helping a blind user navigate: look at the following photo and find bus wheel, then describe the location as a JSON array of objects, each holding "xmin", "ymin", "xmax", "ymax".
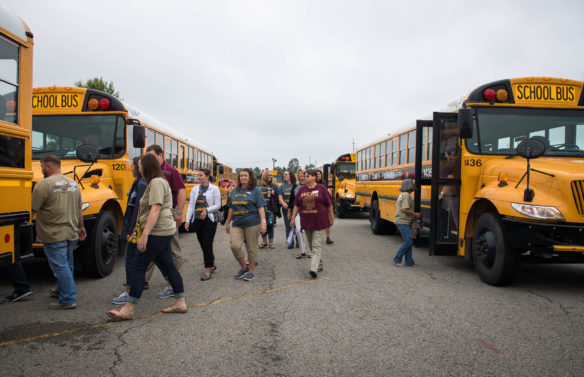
[
  {"xmin": 335, "ymin": 197, "xmax": 347, "ymax": 218},
  {"xmin": 384, "ymin": 221, "xmax": 396, "ymax": 235},
  {"xmin": 472, "ymin": 212, "xmax": 519, "ymax": 286},
  {"xmin": 81, "ymin": 211, "xmax": 117, "ymax": 278},
  {"xmin": 369, "ymin": 199, "xmax": 384, "ymax": 235}
]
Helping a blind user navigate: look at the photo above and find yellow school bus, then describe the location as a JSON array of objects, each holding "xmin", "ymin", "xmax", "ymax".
[
  {"xmin": 321, "ymin": 153, "xmax": 359, "ymax": 218},
  {"xmin": 212, "ymin": 156, "xmax": 234, "ymax": 208},
  {"xmin": 0, "ymin": 7, "xmax": 33, "ymax": 265},
  {"xmin": 32, "ymin": 87, "xmax": 213, "ymax": 277},
  {"xmin": 270, "ymin": 170, "xmax": 283, "ymax": 185},
  {"xmin": 356, "ymin": 77, "xmax": 584, "ymax": 286}
]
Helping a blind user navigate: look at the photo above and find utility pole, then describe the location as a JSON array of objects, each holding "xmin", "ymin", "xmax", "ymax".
[
  {"xmin": 272, "ymin": 158, "xmax": 277, "ymax": 170},
  {"xmin": 352, "ymin": 138, "xmax": 356, "ymax": 152}
]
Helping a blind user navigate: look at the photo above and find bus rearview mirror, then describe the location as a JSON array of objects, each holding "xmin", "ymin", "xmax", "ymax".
[
  {"xmin": 457, "ymin": 108, "xmax": 473, "ymax": 139},
  {"xmin": 133, "ymin": 125, "xmax": 145, "ymax": 149}
]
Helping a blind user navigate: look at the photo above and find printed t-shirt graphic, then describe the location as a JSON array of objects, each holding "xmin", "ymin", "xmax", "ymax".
[
  {"xmin": 293, "ymin": 183, "xmax": 332, "ymax": 231},
  {"xmin": 228, "ymin": 187, "xmax": 266, "ymax": 227}
]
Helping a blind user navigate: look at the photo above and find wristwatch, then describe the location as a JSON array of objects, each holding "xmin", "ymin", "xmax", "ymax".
[{"xmin": 176, "ymin": 210, "xmax": 183, "ymax": 215}]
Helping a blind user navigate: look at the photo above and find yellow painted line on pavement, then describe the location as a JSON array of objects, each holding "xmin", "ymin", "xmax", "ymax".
[{"xmin": 0, "ymin": 276, "xmax": 329, "ymax": 348}]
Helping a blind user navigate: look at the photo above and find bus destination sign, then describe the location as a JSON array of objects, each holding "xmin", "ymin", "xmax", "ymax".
[
  {"xmin": 32, "ymin": 92, "xmax": 82, "ymax": 112},
  {"xmin": 512, "ymin": 83, "xmax": 579, "ymax": 105}
]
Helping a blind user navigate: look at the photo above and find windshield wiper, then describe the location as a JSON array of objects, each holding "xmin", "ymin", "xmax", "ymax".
[{"xmin": 32, "ymin": 149, "xmax": 57, "ymax": 155}]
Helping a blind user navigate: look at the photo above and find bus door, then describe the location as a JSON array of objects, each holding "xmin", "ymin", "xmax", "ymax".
[
  {"xmin": 428, "ymin": 112, "xmax": 461, "ymax": 255},
  {"xmin": 414, "ymin": 120, "xmax": 432, "ymax": 233},
  {"xmin": 323, "ymin": 163, "xmax": 335, "ymax": 198}
]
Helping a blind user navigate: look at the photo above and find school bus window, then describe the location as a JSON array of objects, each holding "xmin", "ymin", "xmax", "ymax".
[
  {"xmin": 391, "ymin": 138, "xmax": 398, "ymax": 166},
  {"xmin": 172, "ymin": 139, "xmax": 178, "ymax": 167},
  {"xmin": 32, "ymin": 115, "xmax": 125, "ymax": 159},
  {"xmin": 407, "ymin": 130, "xmax": 416, "ymax": 163},
  {"xmin": 373, "ymin": 145, "xmax": 377, "ymax": 169},
  {"xmin": 164, "ymin": 136, "xmax": 171, "ymax": 163},
  {"xmin": 399, "ymin": 134, "xmax": 406, "ymax": 164},
  {"xmin": 0, "ymin": 36, "xmax": 19, "ymax": 125},
  {"xmin": 549, "ymin": 126, "xmax": 565, "ymax": 145},
  {"xmin": 386, "ymin": 139, "xmax": 391, "ymax": 166},
  {"xmin": 380, "ymin": 141, "xmax": 386, "ymax": 168},
  {"xmin": 146, "ymin": 128, "xmax": 155, "ymax": 146},
  {"xmin": 180, "ymin": 145, "xmax": 185, "ymax": 169}
]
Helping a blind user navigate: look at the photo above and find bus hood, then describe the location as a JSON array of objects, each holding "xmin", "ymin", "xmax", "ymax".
[
  {"xmin": 32, "ymin": 160, "xmax": 113, "ymax": 184},
  {"xmin": 479, "ymin": 157, "xmax": 584, "ymax": 222}
]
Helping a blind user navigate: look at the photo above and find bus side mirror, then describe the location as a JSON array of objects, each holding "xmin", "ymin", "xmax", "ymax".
[
  {"xmin": 77, "ymin": 144, "xmax": 99, "ymax": 163},
  {"xmin": 133, "ymin": 125, "xmax": 145, "ymax": 149},
  {"xmin": 457, "ymin": 108, "xmax": 473, "ymax": 139}
]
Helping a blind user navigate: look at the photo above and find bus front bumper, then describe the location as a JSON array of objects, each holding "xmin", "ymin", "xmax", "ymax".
[{"xmin": 501, "ymin": 218, "xmax": 584, "ymax": 255}]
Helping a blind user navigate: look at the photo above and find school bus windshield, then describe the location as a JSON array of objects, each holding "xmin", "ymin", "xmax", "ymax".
[
  {"xmin": 32, "ymin": 115, "xmax": 126, "ymax": 159},
  {"xmin": 336, "ymin": 162, "xmax": 355, "ymax": 178},
  {"xmin": 468, "ymin": 108, "xmax": 584, "ymax": 157}
]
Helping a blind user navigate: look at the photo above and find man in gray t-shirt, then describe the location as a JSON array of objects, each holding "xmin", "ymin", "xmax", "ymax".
[{"xmin": 32, "ymin": 155, "xmax": 86, "ymax": 309}]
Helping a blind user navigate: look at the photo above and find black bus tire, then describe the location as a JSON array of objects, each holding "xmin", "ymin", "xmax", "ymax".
[
  {"xmin": 370, "ymin": 199, "xmax": 384, "ymax": 235},
  {"xmin": 472, "ymin": 212, "xmax": 520, "ymax": 286},
  {"xmin": 81, "ymin": 211, "xmax": 117, "ymax": 278},
  {"xmin": 336, "ymin": 197, "xmax": 347, "ymax": 218}
]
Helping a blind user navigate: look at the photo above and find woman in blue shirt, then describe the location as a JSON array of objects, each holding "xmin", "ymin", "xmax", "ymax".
[{"xmin": 225, "ymin": 169, "xmax": 267, "ymax": 282}]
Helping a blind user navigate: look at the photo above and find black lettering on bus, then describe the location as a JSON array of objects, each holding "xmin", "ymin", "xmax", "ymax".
[
  {"xmin": 516, "ymin": 85, "xmax": 524, "ymax": 99},
  {"xmin": 72, "ymin": 94, "xmax": 79, "ymax": 107},
  {"xmin": 568, "ymin": 87, "xmax": 575, "ymax": 101}
]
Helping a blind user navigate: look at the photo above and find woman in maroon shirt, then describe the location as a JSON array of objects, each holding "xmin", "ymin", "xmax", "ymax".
[{"xmin": 290, "ymin": 169, "xmax": 334, "ymax": 278}]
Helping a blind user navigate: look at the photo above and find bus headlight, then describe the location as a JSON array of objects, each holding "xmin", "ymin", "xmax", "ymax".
[
  {"xmin": 81, "ymin": 202, "xmax": 90, "ymax": 212},
  {"xmin": 511, "ymin": 203, "xmax": 564, "ymax": 221},
  {"xmin": 340, "ymin": 192, "xmax": 354, "ymax": 199}
]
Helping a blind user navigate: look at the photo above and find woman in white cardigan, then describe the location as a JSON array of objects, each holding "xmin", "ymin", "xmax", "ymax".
[{"xmin": 185, "ymin": 169, "xmax": 222, "ymax": 280}]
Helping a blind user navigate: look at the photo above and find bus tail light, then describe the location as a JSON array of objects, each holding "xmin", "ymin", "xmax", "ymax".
[
  {"xmin": 483, "ymin": 89, "xmax": 496, "ymax": 101},
  {"xmin": 498, "ymin": 172, "xmax": 508, "ymax": 183}
]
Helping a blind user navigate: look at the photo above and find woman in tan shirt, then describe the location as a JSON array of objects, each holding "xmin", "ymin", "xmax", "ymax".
[
  {"xmin": 393, "ymin": 179, "xmax": 420, "ymax": 267},
  {"xmin": 107, "ymin": 154, "xmax": 187, "ymax": 320}
]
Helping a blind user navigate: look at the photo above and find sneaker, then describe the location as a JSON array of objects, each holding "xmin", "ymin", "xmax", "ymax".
[
  {"xmin": 6, "ymin": 291, "xmax": 32, "ymax": 302},
  {"xmin": 326, "ymin": 237, "xmax": 334, "ymax": 244},
  {"xmin": 309, "ymin": 270, "xmax": 317, "ymax": 278},
  {"xmin": 48, "ymin": 302, "xmax": 77, "ymax": 310},
  {"xmin": 200, "ymin": 273, "xmax": 211, "ymax": 281},
  {"xmin": 287, "ymin": 245, "xmax": 294, "ymax": 249},
  {"xmin": 112, "ymin": 291, "xmax": 128, "ymax": 305},
  {"xmin": 234, "ymin": 268, "xmax": 249, "ymax": 279},
  {"xmin": 157, "ymin": 286, "xmax": 174, "ymax": 299},
  {"xmin": 242, "ymin": 271, "xmax": 255, "ymax": 281},
  {"xmin": 393, "ymin": 262, "xmax": 403, "ymax": 267},
  {"xmin": 50, "ymin": 288, "xmax": 59, "ymax": 298}
]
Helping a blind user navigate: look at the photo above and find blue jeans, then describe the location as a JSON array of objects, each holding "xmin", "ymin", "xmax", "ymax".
[
  {"xmin": 125, "ymin": 242, "xmax": 138, "ymax": 286},
  {"xmin": 1, "ymin": 262, "xmax": 31, "ymax": 295},
  {"xmin": 282, "ymin": 210, "xmax": 292, "ymax": 241},
  {"xmin": 393, "ymin": 224, "xmax": 414, "ymax": 266},
  {"xmin": 44, "ymin": 240, "xmax": 77, "ymax": 305},
  {"xmin": 262, "ymin": 223, "xmax": 274, "ymax": 240},
  {"xmin": 129, "ymin": 235, "xmax": 185, "ymax": 304}
]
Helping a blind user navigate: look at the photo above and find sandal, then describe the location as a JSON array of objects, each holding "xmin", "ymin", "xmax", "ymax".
[
  {"xmin": 296, "ymin": 254, "xmax": 304, "ymax": 259},
  {"xmin": 269, "ymin": 245, "xmax": 275, "ymax": 249},
  {"xmin": 210, "ymin": 266, "xmax": 217, "ymax": 273},
  {"xmin": 161, "ymin": 305, "xmax": 188, "ymax": 314},
  {"xmin": 259, "ymin": 243, "xmax": 268, "ymax": 249},
  {"xmin": 106, "ymin": 309, "xmax": 134, "ymax": 321}
]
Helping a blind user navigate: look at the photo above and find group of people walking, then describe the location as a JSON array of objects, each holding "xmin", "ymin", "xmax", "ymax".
[{"xmin": 4, "ymin": 156, "xmax": 421, "ymax": 316}]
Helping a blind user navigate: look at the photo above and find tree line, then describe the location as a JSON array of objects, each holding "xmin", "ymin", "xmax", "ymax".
[{"xmin": 234, "ymin": 158, "xmax": 316, "ymax": 176}]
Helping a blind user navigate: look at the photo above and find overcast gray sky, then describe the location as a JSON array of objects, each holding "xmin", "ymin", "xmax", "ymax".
[{"xmin": 6, "ymin": 0, "xmax": 584, "ymax": 169}]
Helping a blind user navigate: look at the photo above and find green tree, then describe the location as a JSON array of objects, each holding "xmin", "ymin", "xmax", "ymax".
[
  {"xmin": 304, "ymin": 163, "xmax": 315, "ymax": 170},
  {"xmin": 74, "ymin": 77, "xmax": 121, "ymax": 98},
  {"xmin": 287, "ymin": 158, "xmax": 299, "ymax": 173},
  {"xmin": 253, "ymin": 167, "xmax": 262, "ymax": 177}
]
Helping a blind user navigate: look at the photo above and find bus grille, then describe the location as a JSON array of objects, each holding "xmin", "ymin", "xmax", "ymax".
[{"xmin": 572, "ymin": 180, "xmax": 584, "ymax": 216}]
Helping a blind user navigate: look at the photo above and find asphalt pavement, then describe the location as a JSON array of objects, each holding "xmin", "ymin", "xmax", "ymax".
[{"xmin": 1, "ymin": 213, "xmax": 584, "ymax": 376}]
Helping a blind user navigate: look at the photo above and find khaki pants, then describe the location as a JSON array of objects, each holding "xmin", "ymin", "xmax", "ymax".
[
  {"xmin": 230, "ymin": 225, "xmax": 260, "ymax": 264},
  {"xmin": 145, "ymin": 227, "xmax": 183, "ymax": 283},
  {"xmin": 305, "ymin": 229, "xmax": 325, "ymax": 273}
]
